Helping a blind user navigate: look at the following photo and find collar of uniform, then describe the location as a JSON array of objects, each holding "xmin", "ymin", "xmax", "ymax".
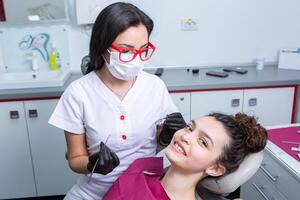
[{"xmin": 92, "ymin": 70, "xmax": 142, "ymax": 106}]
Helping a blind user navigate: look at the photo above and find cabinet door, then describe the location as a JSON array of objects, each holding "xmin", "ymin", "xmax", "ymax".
[
  {"xmin": 0, "ymin": 102, "xmax": 36, "ymax": 199},
  {"xmin": 243, "ymin": 87, "xmax": 294, "ymax": 126},
  {"xmin": 191, "ymin": 90, "xmax": 243, "ymax": 119},
  {"xmin": 170, "ymin": 92, "xmax": 191, "ymax": 122},
  {"xmin": 24, "ymin": 99, "xmax": 77, "ymax": 196},
  {"xmin": 241, "ymin": 169, "xmax": 288, "ymax": 200}
]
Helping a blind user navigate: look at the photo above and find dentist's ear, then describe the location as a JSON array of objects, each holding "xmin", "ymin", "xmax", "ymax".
[{"xmin": 205, "ymin": 163, "xmax": 226, "ymax": 177}]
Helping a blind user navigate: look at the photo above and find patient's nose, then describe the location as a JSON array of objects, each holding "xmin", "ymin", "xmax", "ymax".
[{"xmin": 180, "ymin": 132, "xmax": 191, "ymax": 145}]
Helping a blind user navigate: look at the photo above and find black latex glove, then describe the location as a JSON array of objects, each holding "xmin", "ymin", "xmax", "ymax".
[
  {"xmin": 159, "ymin": 112, "xmax": 187, "ymax": 146},
  {"xmin": 87, "ymin": 142, "xmax": 120, "ymax": 175}
]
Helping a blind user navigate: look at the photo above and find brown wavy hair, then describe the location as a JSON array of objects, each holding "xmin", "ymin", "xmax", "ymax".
[{"xmin": 208, "ymin": 112, "xmax": 267, "ymax": 174}]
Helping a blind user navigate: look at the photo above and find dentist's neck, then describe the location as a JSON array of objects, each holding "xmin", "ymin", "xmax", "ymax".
[{"xmin": 160, "ymin": 166, "xmax": 205, "ymax": 200}]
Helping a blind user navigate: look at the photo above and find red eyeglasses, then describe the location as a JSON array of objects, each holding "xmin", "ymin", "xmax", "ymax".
[{"xmin": 110, "ymin": 42, "xmax": 156, "ymax": 63}]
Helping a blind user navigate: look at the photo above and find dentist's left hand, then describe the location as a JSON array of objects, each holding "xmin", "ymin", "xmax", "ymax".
[
  {"xmin": 159, "ymin": 112, "xmax": 186, "ymax": 146},
  {"xmin": 87, "ymin": 142, "xmax": 120, "ymax": 175}
]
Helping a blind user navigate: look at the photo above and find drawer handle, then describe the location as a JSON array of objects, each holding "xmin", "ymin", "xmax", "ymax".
[
  {"xmin": 29, "ymin": 109, "xmax": 38, "ymax": 118},
  {"xmin": 248, "ymin": 98, "xmax": 257, "ymax": 106},
  {"xmin": 260, "ymin": 165, "xmax": 278, "ymax": 182},
  {"xmin": 252, "ymin": 183, "xmax": 270, "ymax": 200},
  {"xmin": 10, "ymin": 110, "xmax": 19, "ymax": 119},
  {"xmin": 179, "ymin": 97, "xmax": 184, "ymax": 101},
  {"xmin": 231, "ymin": 99, "xmax": 240, "ymax": 107}
]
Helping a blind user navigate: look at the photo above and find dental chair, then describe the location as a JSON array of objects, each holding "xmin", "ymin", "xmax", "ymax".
[{"xmin": 156, "ymin": 149, "xmax": 264, "ymax": 200}]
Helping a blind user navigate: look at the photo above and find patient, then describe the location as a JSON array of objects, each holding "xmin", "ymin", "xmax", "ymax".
[{"xmin": 103, "ymin": 112, "xmax": 267, "ymax": 200}]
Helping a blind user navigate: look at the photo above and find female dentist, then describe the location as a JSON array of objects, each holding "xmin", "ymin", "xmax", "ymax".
[{"xmin": 48, "ymin": 2, "xmax": 186, "ymax": 200}]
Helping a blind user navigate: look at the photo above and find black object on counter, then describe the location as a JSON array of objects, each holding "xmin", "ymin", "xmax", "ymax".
[
  {"xmin": 154, "ymin": 68, "xmax": 164, "ymax": 77},
  {"xmin": 223, "ymin": 67, "xmax": 248, "ymax": 74},
  {"xmin": 192, "ymin": 69, "xmax": 199, "ymax": 74},
  {"xmin": 206, "ymin": 71, "xmax": 228, "ymax": 78}
]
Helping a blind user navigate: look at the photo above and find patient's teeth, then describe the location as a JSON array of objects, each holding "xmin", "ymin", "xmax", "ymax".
[{"xmin": 175, "ymin": 143, "xmax": 185, "ymax": 155}]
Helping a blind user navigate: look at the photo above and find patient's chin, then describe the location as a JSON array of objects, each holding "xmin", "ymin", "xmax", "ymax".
[{"xmin": 165, "ymin": 144, "xmax": 183, "ymax": 163}]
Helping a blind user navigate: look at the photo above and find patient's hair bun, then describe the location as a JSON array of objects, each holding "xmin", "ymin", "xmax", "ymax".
[{"xmin": 234, "ymin": 113, "xmax": 267, "ymax": 153}]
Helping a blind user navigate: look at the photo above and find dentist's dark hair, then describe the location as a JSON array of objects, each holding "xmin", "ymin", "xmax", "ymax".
[
  {"xmin": 209, "ymin": 112, "xmax": 267, "ymax": 175},
  {"xmin": 82, "ymin": 2, "xmax": 153, "ymax": 75}
]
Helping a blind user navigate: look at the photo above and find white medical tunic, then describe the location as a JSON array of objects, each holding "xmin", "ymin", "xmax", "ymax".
[{"xmin": 48, "ymin": 70, "xmax": 178, "ymax": 199}]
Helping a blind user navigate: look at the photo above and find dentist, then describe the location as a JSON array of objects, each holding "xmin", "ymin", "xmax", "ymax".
[{"xmin": 48, "ymin": 2, "xmax": 185, "ymax": 200}]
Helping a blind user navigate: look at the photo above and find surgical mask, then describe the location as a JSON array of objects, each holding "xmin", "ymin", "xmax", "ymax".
[{"xmin": 105, "ymin": 51, "xmax": 146, "ymax": 80}]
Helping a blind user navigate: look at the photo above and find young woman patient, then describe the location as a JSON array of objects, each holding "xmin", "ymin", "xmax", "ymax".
[{"xmin": 103, "ymin": 112, "xmax": 267, "ymax": 200}]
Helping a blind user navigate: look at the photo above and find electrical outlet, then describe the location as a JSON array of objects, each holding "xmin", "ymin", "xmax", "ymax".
[{"xmin": 181, "ymin": 18, "xmax": 198, "ymax": 31}]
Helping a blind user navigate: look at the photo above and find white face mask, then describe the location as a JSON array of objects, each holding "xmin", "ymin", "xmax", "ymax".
[{"xmin": 105, "ymin": 51, "xmax": 145, "ymax": 80}]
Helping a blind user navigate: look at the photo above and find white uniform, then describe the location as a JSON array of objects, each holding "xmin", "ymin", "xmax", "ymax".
[{"xmin": 48, "ymin": 70, "xmax": 178, "ymax": 199}]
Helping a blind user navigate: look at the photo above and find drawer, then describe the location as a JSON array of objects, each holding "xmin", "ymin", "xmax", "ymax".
[
  {"xmin": 170, "ymin": 92, "xmax": 190, "ymax": 119},
  {"xmin": 241, "ymin": 169, "xmax": 288, "ymax": 200},
  {"xmin": 262, "ymin": 152, "xmax": 299, "ymax": 200}
]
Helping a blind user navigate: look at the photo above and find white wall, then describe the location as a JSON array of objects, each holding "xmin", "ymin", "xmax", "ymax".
[
  {"xmin": 67, "ymin": 25, "xmax": 90, "ymax": 73},
  {"xmin": 70, "ymin": 0, "xmax": 300, "ymax": 69},
  {"xmin": 131, "ymin": 0, "xmax": 300, "ymax": 67},
  {"xmin": 1, "ymin": 0, "xmax": 300, "ymax": 72}
]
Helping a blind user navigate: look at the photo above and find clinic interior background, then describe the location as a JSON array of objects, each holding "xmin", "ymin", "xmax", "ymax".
[{"xmin": 1, "ymin": 0, "xmax": 300, "ymax": 72}]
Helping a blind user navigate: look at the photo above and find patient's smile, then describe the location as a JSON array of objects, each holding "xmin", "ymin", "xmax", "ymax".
[{"xmin": 173, "ymin": 141, "xmax": 187, "ymax": 156}]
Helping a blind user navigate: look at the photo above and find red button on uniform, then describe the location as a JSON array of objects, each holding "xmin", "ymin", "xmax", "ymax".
[
  {"xmin": 122, "ymin": 134, "xmax": 127, "ymax": 140},
  {"xmin": 120, "ymin": 115, "xmax": 125, "ymax": 120}
]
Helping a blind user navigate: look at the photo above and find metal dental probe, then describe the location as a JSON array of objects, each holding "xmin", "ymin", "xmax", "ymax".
[
  {"xmin": 88, "ymin": 135, "xmax": 111, "ymax": 183},
  {"xmin": 282, "ymin": 141, "xmax": 300, "ymax": 145}
]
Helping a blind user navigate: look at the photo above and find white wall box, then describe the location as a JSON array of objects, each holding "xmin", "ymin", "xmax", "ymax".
[{"xmin": 0, "ymin": 99, "xmax": 77, "ymax": 199}]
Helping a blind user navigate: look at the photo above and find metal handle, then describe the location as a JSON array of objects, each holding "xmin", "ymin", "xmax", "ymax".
[
  {"xmin": 28, "ymin": 109, "xmax": 38, "ymax": 118},
  {"xmin": 10, "ymin": 110, "xmax": 19, "ymax": 119},
  {"xmin": 231, "ymin": 99, "xmax": 240, "ymax": 107},
  {"xmin": 260, "ymin": 164, "xmax": 278, "ymax": 182},
  {"xmin": 179, "ymin": 97, "xmax": 184, "ymax": 101},
  {"xmin": 248, "ymin": 97, "xmax": 257, "ymax": 106},
  {"xmin": 252, "ymin": 183, "xmax": 270, "ymax": 200}
]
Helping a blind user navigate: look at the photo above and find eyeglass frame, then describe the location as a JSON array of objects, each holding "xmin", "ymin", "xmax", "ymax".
[{"xmin": 109, "ymin": 42, "xmax": 156, "ymax": 63}]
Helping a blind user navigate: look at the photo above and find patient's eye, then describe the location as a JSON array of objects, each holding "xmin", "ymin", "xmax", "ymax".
[
  {"xmin": 184, "ymin": 123, "xmax": 193, "ymax": 132},
  {"xmin": 197, "ymin": 137, "xmax": 208, "ymax": 147}
]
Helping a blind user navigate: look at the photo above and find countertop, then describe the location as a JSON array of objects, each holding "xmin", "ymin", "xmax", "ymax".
[{"xmin": 1, "ymin": 65, "xmax": 300, "ymax": 100}]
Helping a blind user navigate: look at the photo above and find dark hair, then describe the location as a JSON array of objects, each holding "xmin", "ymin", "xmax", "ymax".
[
  {"xmin": 208, "ymin": 112, "xmax": 267, "ymax": 174},
  {"xmin": 83, "ymin": 2, "xmax": 153, "ymax": 74}
]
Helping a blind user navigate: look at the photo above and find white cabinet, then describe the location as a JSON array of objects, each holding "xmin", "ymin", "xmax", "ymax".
[
  {"xmin": 170, "ymin": 92, "xmax": 191, "ymax": 122},
  {"xmin": 243, "ymin": 87, "xmax": 294, "ymax": 126},
  {"xmin": 25, "ymin": 99, "xmax": 77, "ymax": 196},
  {"xmin": 191, "ymin": 90, "xmax": 244, "ymax": 119},
  {"xmin": 0, "ymin": 99, "xmax": 77, "ymax": 199},
  {"xmin": 190, "ymin": 87, "xmax": 295, "ymax": 126},
  {"xmin": 0, "ymin": 101, "xmax": 36, "ymax": 199},
  {"xmin": 76, "ymin": 0, "xmax": 119, "ymax": 24}
]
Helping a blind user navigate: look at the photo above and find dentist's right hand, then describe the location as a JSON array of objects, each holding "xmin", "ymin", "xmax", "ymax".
[{"xmin": 87, "ymin": 142, "xmax": 120, "ymax": 175}]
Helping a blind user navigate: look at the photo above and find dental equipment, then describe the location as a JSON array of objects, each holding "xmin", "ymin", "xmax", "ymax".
[{"xmin": 88, "ymin": 135, "xmax": 111, "ymax": 183}]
